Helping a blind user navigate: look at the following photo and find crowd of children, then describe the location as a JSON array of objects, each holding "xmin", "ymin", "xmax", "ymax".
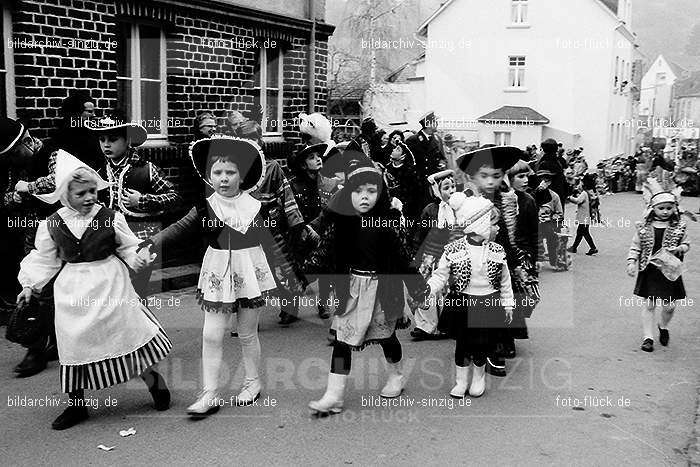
[{"xmin": 1, "ymin": 108, "xmax": 695, "ymax": 430}]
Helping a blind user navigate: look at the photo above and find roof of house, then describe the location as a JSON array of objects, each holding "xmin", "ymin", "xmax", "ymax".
[
  {"xmin": 477, "ymin": 106, "xmax": 550, "ymax": 124},
  {"xmin": 675, "ymin": 71, "xmax": 700, "ymax": 98},
  {"xmin": 385, "ymin": 52, "xmax": 426, "ymax": 83},
  {"xmin": 668, "ymin": 61, "xmax": 688, "ymax": 80},
  {"xmin": 418, "ymin": 0, "xmax": 620, "ymax": 36},
  {"xmin": 599, "ymin": 0, "xmax": 618, "ymax": 14}
]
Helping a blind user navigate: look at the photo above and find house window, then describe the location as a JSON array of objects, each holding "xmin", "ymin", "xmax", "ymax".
[
  {"xmin": 655, "ymin": 72, "xmax": 666, "ymax": 83},
  {"xmin": 253, "ymin": 47, "xmax": 284, "ymax": 135},
  {"xmin": 614, "ymin": 56, "xmax": 619, "ymax": 92},
  {"xmin": 1, "ymin": 5, "xmax": 14, "ymax": 119},
  {"xmin": 511, "ymin": 0, "xmax": 528, "ymax": 24},
  {"xmin": 508, "ymin": 56, "xmax": 526, "ymax": 87},
  {"xmin": 115, "ymin": 22, "xmax": 167, "ymax": 139},
  {"xmin": 494, "ymin": 131, "xmax": 511, "ymax": 146}
]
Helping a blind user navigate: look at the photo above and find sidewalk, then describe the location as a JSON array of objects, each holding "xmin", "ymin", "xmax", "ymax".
[{"xmin": 690, "ymin": 386, "xmax": 700, "ymax": 466}]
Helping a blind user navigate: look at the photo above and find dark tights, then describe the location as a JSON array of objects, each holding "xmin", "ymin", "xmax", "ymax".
[
  {"xmin": 330, "ymin": 334, "xmax": 402, "ymax": 375},
  {"xmin": 455, "ymin": 335, "xmax": 486, "ymax": 367},
  {"xmin": 572, "ymin": 224, "xmax": 596, "ymax": 250}
]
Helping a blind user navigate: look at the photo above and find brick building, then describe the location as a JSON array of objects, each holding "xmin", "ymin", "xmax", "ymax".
[{"xmin": 1, "ymin": 0, "xmax": 335, "ymax": 200}]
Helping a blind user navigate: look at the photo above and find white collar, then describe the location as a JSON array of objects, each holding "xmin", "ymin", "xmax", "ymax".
[{"xmin": 207, "ymin": 191, "xmax": 261, "ymax": 234}]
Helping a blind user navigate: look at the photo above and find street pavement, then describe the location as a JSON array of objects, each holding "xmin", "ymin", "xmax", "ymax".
[{"xmin": 1, "ymin": 192, "xmax": 699, "ymax": 466}]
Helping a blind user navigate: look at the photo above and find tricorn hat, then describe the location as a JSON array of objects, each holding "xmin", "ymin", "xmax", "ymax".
[
  {"xmin": 84, "ymin": 110, "xmax": 148, "ymax": 147},
  {"xmin": 456, "ymin": 145, "xmax": 522, "ymax": 175},
  {"xmin": 190, "ymin": 136, "xmax": 266, "ymax": 193}
]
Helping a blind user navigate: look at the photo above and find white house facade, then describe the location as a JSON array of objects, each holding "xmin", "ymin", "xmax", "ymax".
[
  {"xmin": 415, "ymin": 0, "xmax": 637, "ymax": 164},
  {"xmin": 640, "ymin": 55, "xmax": 686, "ymax": 123}
]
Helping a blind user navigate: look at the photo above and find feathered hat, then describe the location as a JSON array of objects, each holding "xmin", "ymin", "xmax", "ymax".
[{"xmin": 641, "ymin": 177, "xmax": 697, "ymax": 221}]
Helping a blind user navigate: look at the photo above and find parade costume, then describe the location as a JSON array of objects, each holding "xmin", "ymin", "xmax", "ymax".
[
  {"xmin": 146, "ymin": 137, "xmax": 282, "ymax": 415},
  {"xmin": 289, "ymin": 141, "xmax": 340, "ymax": 319},
  {"xmin": 455, "ymin": 145, "xmax": 527, "ymax": 374},
  {"xmin": 18, "ymin": 151, "xmax": 171, "ymax": 429},
  {"xmin": 385, "ymin": 142, "xmax": 423, "ymax": 225},
  {"xmin": 1, "ymin": 117, "xmax": 60, "ymax": 378},
  {"xmin": 86, "ymin": 114, "xmax": 181, "ymax": 298},
  {"xmin": 627, "ymin": 179, "xmax": 691, "ymax": 352},
  {"xmin": 306, "ymin": 157, "xmax": 429, "ymax": 415},
  {"xmin": 411, "ymin": 169, "xmax": 455, "ymax": 339},
  {"xmin": 426, "ymin": 194, "xmax": 514, "ymax": 398},
  {"xmin": 86, "ymin": 115, "xmax": 181, "ymax": 240}
]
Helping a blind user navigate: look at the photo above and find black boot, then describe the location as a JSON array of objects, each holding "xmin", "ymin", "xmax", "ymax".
[
  {"xmin": 52, "ymin": 390, "xmax": 89, "ymax": 430},
  {"xmin": 14, "ymin": 348, "xmax": 47, "ymax": 377},
  {"xmin": 142, "ymin": 369, "xmax": 171, "ymax": 411},
  {"xmin": 486, "ymin": 357, "xmax": 507, "ymax": 377},
  {"xmin": 317, "ymin": 304, "xmax": 330, "ymax": 320},
  {"xmin": 279, "ymin": 310, "xmax": 299, "ymax": 326}
]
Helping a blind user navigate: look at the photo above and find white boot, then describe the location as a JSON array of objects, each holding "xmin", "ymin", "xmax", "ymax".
[
  {"xmin": 450, "ymin": 365, "xmax": 470, "ymax": 398},
  {"xmin": 309, "ymin": 372, "xmax": 346, "ymax": 415},
  {"xmin": 380, "ymin": 361, "xmax": 405, "ymax": 398},
  {"xmin": 468, "ymin": 362, "xmax": 486, "ymax": 398},
  {"xmin": 235, "ymin": 378, "xmax": 262, "ymax": 406},
  {"xmin": 186, "ymin": 390, "xmax": 222, "ymax": 417}
]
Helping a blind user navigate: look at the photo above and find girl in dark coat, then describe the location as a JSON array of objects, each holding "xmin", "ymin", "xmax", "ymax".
[{"xmin": 306, "ymin": 157, "xmax": 428, "ymax": 415}]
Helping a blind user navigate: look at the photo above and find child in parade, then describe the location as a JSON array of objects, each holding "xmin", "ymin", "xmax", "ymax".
[
  {"xmin": 410, "ymin": 169, "xmax": 456, "ymax": 340},
  {"xmin": 454, "ymin": 145, "xmax": 523, "ymax": 374},
  {"xmin": 306, "ymin": 156, "xmax": 429, "ymax": 415},
  {"xmin": 627, "ymin": 179, "xmax": 690, "ymax": 352},
  {"xmin": 506, "ymin": 160, "xmax": 540, "ymax": 341},
  {"xmin": 17, "ymin": 151, "xmax": 171, "ymax": 430},
  {"xmin": 288, "ymin": 142, "xmax": 340, "ymax": 319},
  {"xmin": 424, "ymin": 193, "xmax": 514, "ymax": 398},
  {"xmin": 567, "ymin": 177, "xmax": 599, "ymax": 256},
  {"xmin": 236, "ymin": 121, "xmax": 308, "ymax": 326},
  {"xmin": 85, "ymin": 111, "xmax": 181, "ymax": 297},
  {"xmin": 385, "ymin": 141, "xmax": 423, "ymax": 231},
  {"xmin": 534, "ymin": 168, "xmax": 564, "ymax": 269},
  {"xmin": 143, "ymin": 136, "xmax": 283, "ymax": 417}
]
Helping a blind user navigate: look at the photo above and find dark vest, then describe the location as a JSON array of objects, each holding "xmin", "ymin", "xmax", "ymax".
[
  {"xmin": 123, "ymin": 161, "xmax": 153, "ymax": 194},
  {"xmin": 47, "ymin": 207, "xmax": 117, "ymax": 263},
  {"xmin": 196, "ymin": 203, "xmax": 272, "ymax": 251}
]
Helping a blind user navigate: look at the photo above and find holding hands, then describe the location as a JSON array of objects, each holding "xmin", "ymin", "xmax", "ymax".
[
  {"xmin": 134, "ymin": 244, "xmax": 157, "ymax": 272},
  {"xmin": 15, "ymin": 180, "xmax": 30, "ymax": 193}
]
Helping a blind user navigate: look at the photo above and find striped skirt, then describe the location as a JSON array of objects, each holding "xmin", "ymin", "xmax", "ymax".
[{"xmin": 60, "ymin": 329, "xmax": 172, "ymax": 393}]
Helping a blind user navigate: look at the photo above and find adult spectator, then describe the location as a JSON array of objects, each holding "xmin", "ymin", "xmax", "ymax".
[
  {"xmin": 193, "ymin": 111, "xmax": 217, "ymax": 139},
  {"xmin": 536, "ymin": 138, "xmax": 568, "ymax": 215},
  {"xmin": 405, "ymin": 111, "xmax": 447, "ymax": 180},
  {"xmin": 54, "ymin": 91, "xmax": 102, "ymax": 171},
  {"xmin": 346, "ymin": 117, "xmax": 379, "ymax": 161}
]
